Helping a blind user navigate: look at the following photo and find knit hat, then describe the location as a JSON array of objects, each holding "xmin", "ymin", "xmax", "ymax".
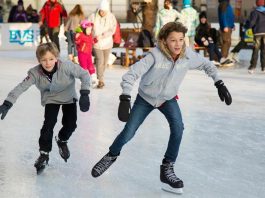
[
  {"xmin": 199, "ymin": 11, "xmax": 207, "ymax": 19},
  {"xmin": 99, "ymin": 0, "xmax": 110, "ymax": 11},
  {"xmin": 256, "ymin": 0, "xmax": 265, "ymax": 6},
  {"xmin": 18, "ymin": 0, "xmax": 23, "ymax": 5},
  {"xmin": 80, "ymin": 20, "xmax": 93, "ymax": 29},
  {"xmin": 183, "ymin": 0, "xmax": 191, "ymax": 8}
]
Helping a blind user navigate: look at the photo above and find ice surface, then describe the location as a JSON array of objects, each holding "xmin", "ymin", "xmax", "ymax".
[{"xmin": 0, "ymin": 49, "xmax": 265, "ymax": 198}]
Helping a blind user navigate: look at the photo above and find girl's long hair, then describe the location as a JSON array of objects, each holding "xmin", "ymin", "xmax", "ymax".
[{"xmin": 69, "ymin": 4, "xmax": 85, "ymax": 18}]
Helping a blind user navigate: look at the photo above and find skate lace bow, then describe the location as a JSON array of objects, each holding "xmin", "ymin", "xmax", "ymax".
[{"xmin": 165, "ymin": 165, "xmax": 180, "ymax": 183}]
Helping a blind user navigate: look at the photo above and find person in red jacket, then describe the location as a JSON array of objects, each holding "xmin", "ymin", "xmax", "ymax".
[
  {"xmin": 39, "ymin": 0, "xmax": 67, "ymax": 51},
  {"xmin": 75, "ymin": 20, "xmax": 98, "ymax": 88}
]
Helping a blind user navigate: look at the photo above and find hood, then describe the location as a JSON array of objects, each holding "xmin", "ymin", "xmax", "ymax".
[{"xmin": 98, "ymin": 0, "xmax": 110, "ymax": 12}]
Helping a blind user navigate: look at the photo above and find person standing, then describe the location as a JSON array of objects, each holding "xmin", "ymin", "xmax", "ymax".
[
  {"xmin": 39, "ymin": 0, "xmax": 67, "ymax": 51},
  {"xmin": 154, "ymin": 0, "xmax": 182, "ymax": 39},
  {"xmin": 91, "ymin": 22, "xmax": 232, "ymax": 194},
  {"xmin": 218, "ymin": 0, "xmax": 235, "ymax": 67},
  {"xmin": 88, "ymin": 0, "xmax": 117, "ymax": 89},
  {"xmin": 247, "ymin": 0, "xmax": 265, "ymax": 74},
  {"xmin": 0, "ymin": 43, "xmax": 90, "ymax": 174},
  {"xmin": 179, "ymin": 0, "xmax": 199, "ymax": 47},
  {"xmin": 64, "ymin": 4, "xmax": 85, "ymax": 63}
]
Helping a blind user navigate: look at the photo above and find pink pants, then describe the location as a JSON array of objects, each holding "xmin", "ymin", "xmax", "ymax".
[{"xmin": 78, "ymin": 51, "xmax": 95, "ymax": 75}]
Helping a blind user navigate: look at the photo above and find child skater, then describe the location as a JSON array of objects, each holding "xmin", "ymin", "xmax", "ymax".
[
  {"xmin": 75, "ymin": 20, "xmax": 98, "ymax": 88},
  {"xmin": 91, "ymin": 22, "xmax": 232, "ymax": 194},
  {"xmin": 64, "ymin": 4, "xmax": 85, "ymax": 63},
  {"xmin": 0, "ymin": 42, "xmax": 91, "ymax": 174}
]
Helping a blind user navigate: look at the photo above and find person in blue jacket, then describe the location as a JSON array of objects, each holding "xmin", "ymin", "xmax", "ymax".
[
  {"xmin": 91, "ymin": 22, "xmax": 232, "ymax": 194},
  {"xmin": 218, "ymin": 0, "xmax": 235, "ymax": 67}
]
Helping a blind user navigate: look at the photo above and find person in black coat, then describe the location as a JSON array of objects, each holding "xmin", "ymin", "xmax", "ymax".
[{"xmin": 195, "ymin": 11, "xmax": 222, "ymax": 66}]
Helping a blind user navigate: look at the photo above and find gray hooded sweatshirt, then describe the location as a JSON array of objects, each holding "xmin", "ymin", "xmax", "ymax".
[
  {"xmin": 6, "ymin": 60, "xmax": 90, "ymax": 106},
  {"xmin": 121, "ymin": 47, "xmax": 221, "ymax": 107}
]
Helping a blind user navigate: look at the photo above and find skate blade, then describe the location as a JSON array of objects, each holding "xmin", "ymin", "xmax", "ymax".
[
  {"xmin": 36, "ymin": 165, "xmax": 46, "ymax": 175},
  {"xmin": 161, "ymin": 183, "xmax": 183, "ymax": 194}
]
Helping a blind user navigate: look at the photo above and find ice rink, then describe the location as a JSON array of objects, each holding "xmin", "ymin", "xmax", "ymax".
[{"xmin": 0, "ymin": 49, "xmax": 265, "ymax": 198}]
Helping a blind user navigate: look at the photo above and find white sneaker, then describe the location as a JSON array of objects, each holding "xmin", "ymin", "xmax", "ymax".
[
  {"xmin": 91, "ymin": 73, "xmax": 99, "ymax": 88},
  {"xmin": 211, "ymin": 60, "xmax": 221, "ymax": 66},
  {"xmin": 248, "ymin": 69, "xmax": 254, "ymax": 74}
]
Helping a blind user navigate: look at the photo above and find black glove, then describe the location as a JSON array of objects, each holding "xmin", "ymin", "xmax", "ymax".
[
  {"xmin": 0, "ymin": 100, "xmax": 13, "ymax": 120},
  {"xmin": 215, "ymin": 80, "xmax": 232, "ymax": 105},
  {"xmin": 118, "ymin": 95, "xmax": 131, "ymax": 122},
  {"xmin": 79, "ymin": 90, "xmax": 90, "ymax": 112}
]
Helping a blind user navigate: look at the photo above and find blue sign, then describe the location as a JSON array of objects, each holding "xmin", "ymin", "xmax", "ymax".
[{"xmin": 9, "ymin": 29, "xmax": 34, "ymax": 45}]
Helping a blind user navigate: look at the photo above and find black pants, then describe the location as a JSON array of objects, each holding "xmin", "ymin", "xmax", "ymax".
[
  {"xmin": 48, "ymin": 27, "xmax": 60, "ymax": 51},
  {"xmin": 249, "ymin": 35, "xmax": 265, "ymax": 70},
  {"xmin": 39, "ymin": 103, "xmax": 77, "ymax": 152}
]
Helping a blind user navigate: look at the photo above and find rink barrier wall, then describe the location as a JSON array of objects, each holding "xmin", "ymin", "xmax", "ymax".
[{"xmin": 0, "ymin": 23, "xmax": 240, "ymax": 51}]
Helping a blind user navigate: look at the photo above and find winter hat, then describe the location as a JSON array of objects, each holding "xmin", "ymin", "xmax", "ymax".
[
  {"xmin": 99, "ymin": 0, "xmax": 110, "ymax": 12},
  {"xmin": 18, "ymin": 0, "xmax": 23, "ymax": 5},
  {"xmin": 80, "ymin": 20, "xmax": 93, "ymax": 29},
  {"xmin": 256, "ymin": 0, "xmax": 265, "ymax": 6},
  {"xmin": 199, "ymin": 11, "xmax": 207, "ymax": 19},
  {"xmin": 183, "ymin": 0, "xmax": 191, "ymax": 8},
  {"xmin": 218, "ymin": 0, "xmax": 229, "ymax": 2}
]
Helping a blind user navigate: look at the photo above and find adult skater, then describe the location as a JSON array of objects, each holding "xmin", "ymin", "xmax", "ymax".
[
  {"xmin": 0, "ymin": 42, "xmax": 90, "ymax": 174},
  {"xmin": 91, "ymin": 22, "xmax": 232, "ymax": 194}
]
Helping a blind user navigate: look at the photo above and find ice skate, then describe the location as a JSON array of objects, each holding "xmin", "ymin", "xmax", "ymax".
[
  {"xmin": 34, "ymin": 151, "xmax": 49, "ymax": 175},
  {"xmin": 91, "ymin": 152, "xmax": 118, "ymax": 177},
  {"xmin": 55, "ymin": 136, "xmax": 70, "ymax": 162},
  {"xmin": 91, "ymin": 73, "xmax": 99, "ymax": 88},
  {"xmin": 160, "ymin": 159, "xmax": 184, "ymax": 194}
]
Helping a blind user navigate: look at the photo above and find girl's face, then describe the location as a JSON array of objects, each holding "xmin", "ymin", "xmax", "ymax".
[
  {"xmin": 99, "ymin": 10, "xmax": 107, "ymax": 17},
  {"xmin": 200, "ymin": 17, "xmax": 207, "ymax": 24},
  {"xmin": 39, "ymin": 51, "xmax": 58, "ymax": 72},
  {"xmin": 165, "ymin": 32, "xmax": 185, "ymax": 58},
  {"xmin": 85, "ymin": 26, "xmax": 92, "ymax": 35}
]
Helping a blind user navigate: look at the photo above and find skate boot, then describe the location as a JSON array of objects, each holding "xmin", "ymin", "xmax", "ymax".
[
  {"xmin": 55, "ymin": 136, "xmax": 70, "ymax": 162},
  {"xmin": 34, "ymin": 151, "xmax": 49, "ymax": 175},
  {"xmin": 160, "ymin": 159, "xmax": 184, "ymax": 194},
  {"xmin": 91, "ymin": 152, "xmax": 118, "ymax": 177}
]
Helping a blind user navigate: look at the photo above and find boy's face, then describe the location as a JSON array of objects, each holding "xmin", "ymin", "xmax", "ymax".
[
  {"xmin": 39, "ymin": 51, "xmax": 57, "ymax": 72},
  {"xmin": 165, "ymin": 32, "xmax": 185, "ymax": 58}
]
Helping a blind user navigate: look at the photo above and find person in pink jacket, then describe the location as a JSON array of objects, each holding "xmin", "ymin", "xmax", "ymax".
[{"xmin": 75, "ymin": 20, "xmax": 98, "ymax": 88}]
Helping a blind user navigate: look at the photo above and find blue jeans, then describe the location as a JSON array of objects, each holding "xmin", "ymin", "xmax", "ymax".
[{"xmin": 109, "ymin": 95, "xmax": 184, "ymax": 162}]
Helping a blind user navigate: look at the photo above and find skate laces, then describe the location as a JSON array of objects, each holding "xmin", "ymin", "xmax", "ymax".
[
  {"xmin": 94, "ymin": 154, "xmax": 116, "ymax": 174},
  {"xmin": 164, "ymin": 163, "xmax": 180, "ymax": 183}
]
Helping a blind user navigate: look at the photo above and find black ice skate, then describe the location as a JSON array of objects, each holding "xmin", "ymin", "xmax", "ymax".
[
  {"xmin": 55, "ymin": 136, "xmax": 70, "ymax": 162},
  {"xmin": 34, "ymin": 151, "xmax": 49, "ymax": 175},
  {"xmin": 160, "ymin": 159, "xmax": 184, "ymax": 194},
  {"xmin": 91, "ymin": 152, "xmax": 118, "ymax": 177}
]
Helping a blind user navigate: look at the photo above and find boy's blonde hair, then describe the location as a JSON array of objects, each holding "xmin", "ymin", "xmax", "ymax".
[
  {"xmin": 36, "ymin": 42, "xmax": 59, "ymax": 61},
  {"xmin": 157, "ymin": 22, "xmax": 188, "ymax": 59}
]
